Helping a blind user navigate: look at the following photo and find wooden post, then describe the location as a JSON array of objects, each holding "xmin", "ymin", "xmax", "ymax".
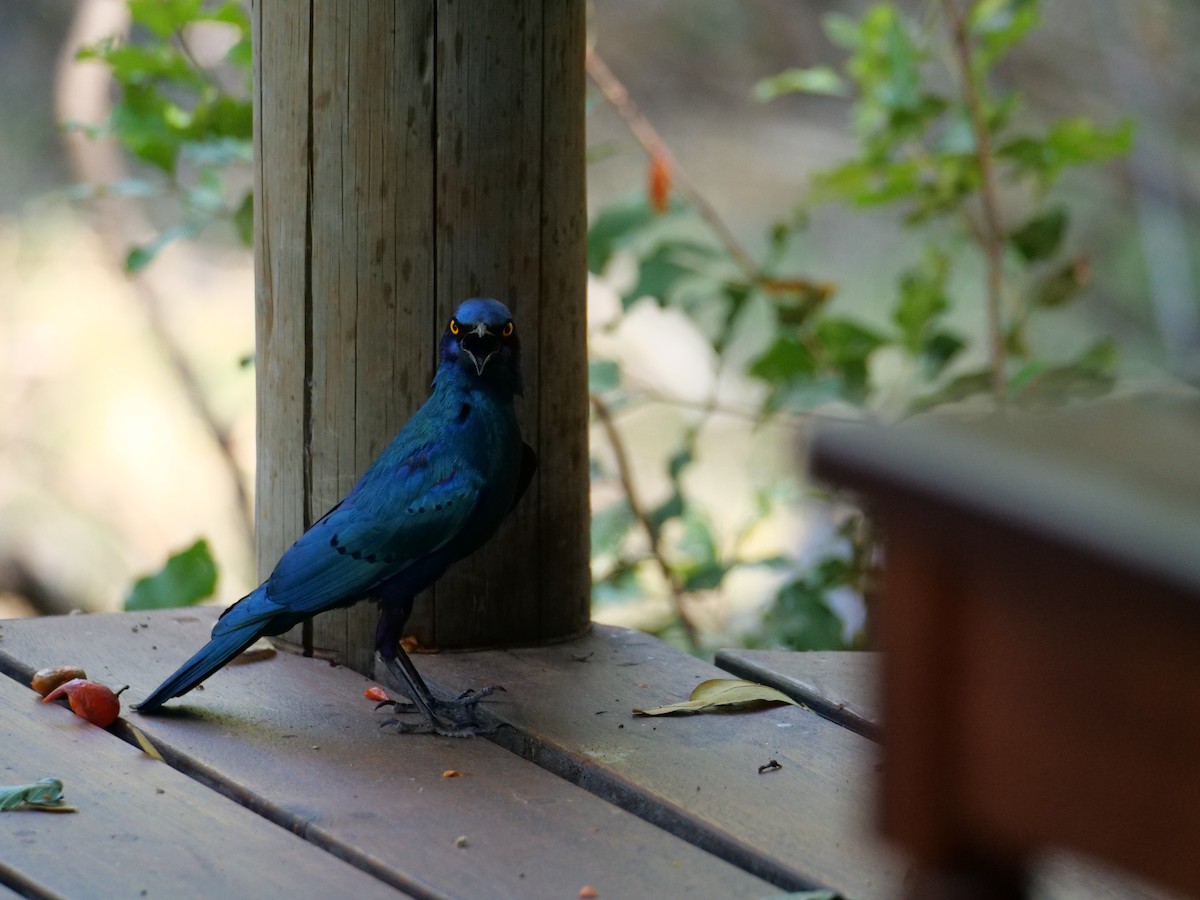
[{"xmin": 253, "ymin": 1, "xmax": 590, "ymax": 676}]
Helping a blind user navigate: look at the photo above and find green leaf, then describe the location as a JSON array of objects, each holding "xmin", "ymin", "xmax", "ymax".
[
  {"xmin": 125, "ymin": 539, "xmax": 218, "ymax": 611},
  {"xmin": 591, "ymin": 500, "xmax": 634, "ymax": 558},
  {"xmin": 129, "ymin": 0, "xmax": 205, "ymax": 36},
  {"xmin": 753, "ymin": 67, "xmax": 848, "ymax": 102},
  {"xmin": 1012, "ymin": 338, "xmax": 1118, "ymax": 405},
  {"xmin": 822, "ymin": 13, "xmax": 863, "ymax": 50},
  {"xmin": 999, "ymin": 118, "xmax": 1134, "ymax": 184},
  {"xmin": 593, "ymin": 566, "xmax": 642, "ymax": 608},
  {"xmin": 588, "ymin": 358, "xmax": 621, "ymax": 393},
  {"xmin": 762, "ymin": 578, "xmax": 847, "ymax": 651},
  {"xmin": 667, "ymin": 446, "xmax": 693, "ymax": 483},
  {"xmin": 815, "ymin": 318, "xmax": 887, "ymax": 398},
  {"xmin": 1008, "ymin": 208, "xmax": 1067, "ymax": 262},
  {"xmin": 970, "ymin": 0, "xmax": 1040, "ymax": 68},
  {"xmin": 1032, "ymin": 257, "xmax": 1090, "ymax": 308},
  {"xmin": 920, "ymin": 330, "xmax": 966, "ymax": 379},
  {"xmin": 647, "ymin": 491, "xmax": 684, "ymax": 536},
  {"xmin": 683, "ymin": 562, "xmax": 728, "ymax": 592},
  {"xmin": 814, "ymin": 157, "xmax": 923, "ymax": 208},
  {"xmin": 749, "ymin": 335, "xmax": 817, "ymax": 384},
  {"xmin": 893, "ymin": 253, "xmax": 949, "ymax": 351},
  {"xmin": 587, "ymin": 198, "xmax": 658, "ymax": 273},
  {"xmin": 233, "ymin": 191, "xmax": 254, "ymax": 246},
  {"xmin": 622, "ymin": 240, "xmax": 718, "ymax": 308},
  {"xmin": 93, "ymin": 43, "xmax": 200, "ymax": 86},
  {"xmin": 911, "ymin": 368, "xmax": 995, "ymax": 412},
  {"xmin": 125, "ymin": 223, "xmax": 197, "ymax": 273},
  {"xmin": 189, "ymin": 95, "xmax": 253, "ymax": 142},
  {"xmin": 207, "ymin": 0, "xmax": 252, "ymax": 30}
]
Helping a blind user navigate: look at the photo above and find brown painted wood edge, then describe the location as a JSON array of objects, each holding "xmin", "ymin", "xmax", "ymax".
[
  {"xmin": 713, "ymin": 650, "xmax": 881, "ymax": 742},
  {"xmin": 0, "ymin": 653, "xmax": 443, "ymax": 900},
  {"xmin": 809, "ymin": 422, "xmax": 1200, "ymax": 609}
]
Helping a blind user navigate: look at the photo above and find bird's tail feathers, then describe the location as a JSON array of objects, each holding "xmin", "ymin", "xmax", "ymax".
[{"xmin": 136, "ymin": 585, "xmax": 276, "ymax": 713}]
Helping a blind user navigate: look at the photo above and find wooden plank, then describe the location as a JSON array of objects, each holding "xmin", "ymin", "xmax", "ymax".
[
  {"xmin": 713, "ymin": 649, "xmax": 1185, "ymax": 899},
  {"xmin": 0, "ymin": 673, "xmax": 406, "ymax": 899},
  {"xmin": 0, "ymin": 612, "xmax": 777, "ymax": 900},
  {"xmin": 715, "ymin": 649, "xmax": 881, "ymax": 739},
  {"xmin": 412, "ymin": 624, "xmax": 904, "ymax": 897}
]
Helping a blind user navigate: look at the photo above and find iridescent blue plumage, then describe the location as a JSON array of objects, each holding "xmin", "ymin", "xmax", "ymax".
[{"xmin": 137, "ymin": 298, "xmax": 535, "ymax": 734}]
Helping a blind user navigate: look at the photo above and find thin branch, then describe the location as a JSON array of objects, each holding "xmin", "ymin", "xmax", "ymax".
[
  {"xmin": 590, "ymin": 393, "xmax": 702, "ymax": 651},
  {"xmin": 943, "ymin": 0, "xmax": 1008, "ymax": 403},
  {"xmin": 586, "ymin": 48, "xmax": 757, "ymax": 278},
  {"xmin": 134, "ymin": 277, "xmax": 256, "ymax": 551},
  {"xmin": 56, "ymin": 0, "xmax": 256, "ymax": 551}
]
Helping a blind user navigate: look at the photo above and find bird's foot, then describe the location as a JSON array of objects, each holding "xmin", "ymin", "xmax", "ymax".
[
  {"xmin": 374, "ymin": 685, "xmax": 504, "ymax": 736},
  {"xmin": 376, "ymin": 685, "xmax": 503, "ymax": 718}
]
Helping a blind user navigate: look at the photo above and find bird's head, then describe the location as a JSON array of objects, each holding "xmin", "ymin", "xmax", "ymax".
[{"xmin": 439, "ymin": 298, "xmax": 523, "ymax": 393}]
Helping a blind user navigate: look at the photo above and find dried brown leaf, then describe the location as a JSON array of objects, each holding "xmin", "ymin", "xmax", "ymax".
[{"xmin": 632, "ymin": 678, "xmax": 800, "ymax": 717}]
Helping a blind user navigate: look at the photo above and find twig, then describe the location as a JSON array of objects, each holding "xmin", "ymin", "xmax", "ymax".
[
  {"xmin": 55, "ymin": 0, "xmax": 256, "ymax": 550},
  {"xmin": 586, "ymin": 50, "xmax": 759, "ymax": 276},
  {"xmin": 590, "ymin": 393, "xmax": 702, "ymax": 651},
  {"xmin": 943, "ymin": 0, "xmax": 1008, "ymax": 403},
  {"xmin": 133, "ymin": 277, "xmax": 256, "ymax": 550}
]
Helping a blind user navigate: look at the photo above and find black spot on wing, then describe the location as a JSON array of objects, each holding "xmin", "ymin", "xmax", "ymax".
[{"xmin": 330, "ymin": 532, "xmax": 385, "ymax": 565}]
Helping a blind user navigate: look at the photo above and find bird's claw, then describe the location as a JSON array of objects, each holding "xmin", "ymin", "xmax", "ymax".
[
  {"xmin": 374, "ymin": 699, "xmax": 417, "ymax": 714},
  {"xmin": 374, "ymin": 684, "xmax": 504, "ymax": 737}
]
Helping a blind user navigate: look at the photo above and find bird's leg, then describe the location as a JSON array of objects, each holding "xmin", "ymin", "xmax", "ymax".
[
  {"xmin": 376, "ymin": 645, "xmax": 501, "ymax": 737},
  {"xmin": 373, "ymin": 594, "xmax": 502, "ymax": 736}
]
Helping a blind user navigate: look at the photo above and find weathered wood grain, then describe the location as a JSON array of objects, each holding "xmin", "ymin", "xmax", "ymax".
[
  {"xmin": 302, "ymin": 1, "xmax": 440, "ymax": 674},
  {"xmin": 412, "ymin": 624, "xmax": 904, "ymax": 897},
  {"xmin": 535, "ymin": 0, "xmax": 592, "ymax": 641},
  {"xmin": 712, "ymin": 650, "xmax": 1183, "ymax": 899},
  {"xmin": 429, "ymin": 0, "xmax": 590, "ymax": 648},
  {"xmin": 0, "ymin": 672, "xmax": 406, "ymax": 899},
  {"xmin": 254, "ymin": 1, "xmax": 589, "ymax": 671},
  {"xmin": 0, "ymin": 611, "xmax": 778, "ymax": 900},
  {"xmin": 715, "ymin": 649, "xmax": 881, "ymax": 739},
  {"xmin": 252, "ymin": 0, "xmax": 310, "ymax": 587}
]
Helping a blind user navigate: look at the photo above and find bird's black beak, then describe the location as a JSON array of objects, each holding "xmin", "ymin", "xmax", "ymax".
[{"xmin": 460, "ymin": 325, "xmax": 500, "ymax": 375}]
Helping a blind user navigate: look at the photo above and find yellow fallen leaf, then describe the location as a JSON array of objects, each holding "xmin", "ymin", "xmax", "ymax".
[
  {"xmin": 632, "ymin": 678, "xmax": 801, "ymax": 716},
  {"xmin": 127, "ymin": 724, "xmax": 165, "ymax": 762}
]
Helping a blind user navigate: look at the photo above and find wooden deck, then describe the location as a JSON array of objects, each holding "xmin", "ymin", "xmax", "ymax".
[{"xmin": 0, "ymin": 610, "xmax": 1181, "ymax": 899}]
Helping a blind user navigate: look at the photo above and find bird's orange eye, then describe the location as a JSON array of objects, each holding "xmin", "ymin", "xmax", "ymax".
[
  {"xmin": 502, "ymin": 321, "xmax": 514, "ymax": 337},
  {"xmin": 449, "ymin": 318, "xmax": 460, "ymax": 336}
]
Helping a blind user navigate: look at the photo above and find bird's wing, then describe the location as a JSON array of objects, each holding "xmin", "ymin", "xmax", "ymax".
[{"xmin": 263, "ymin": 450, "xmax": 483, "ymax": 615}]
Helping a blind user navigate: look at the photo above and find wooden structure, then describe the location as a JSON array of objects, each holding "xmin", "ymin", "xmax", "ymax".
[
  {"xmin": 1, "ymin": 613, "xmax": 1178, "ymax": 897},
  {"xmin": 812, "ymin": 394, "xmax": 1200, "ymax": 898},
  {"xmin": 253, "ymin": 1, "xmax": 590, "ymax": 673}
]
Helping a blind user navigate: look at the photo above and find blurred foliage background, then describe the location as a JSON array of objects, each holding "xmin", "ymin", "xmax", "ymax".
[{"xmin": 1, "ymin": 0, "xmax": 1197, "ymax": 656}]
